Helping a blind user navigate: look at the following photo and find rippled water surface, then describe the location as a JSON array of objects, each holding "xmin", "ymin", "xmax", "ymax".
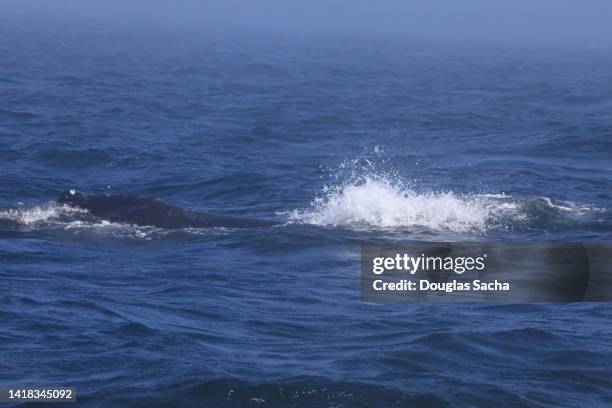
[{"xmin": 1, "ymin": 26, "xmax": 612, "ymax": 407}]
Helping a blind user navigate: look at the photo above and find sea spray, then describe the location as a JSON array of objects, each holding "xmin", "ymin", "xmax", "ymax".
[{"xmin": 289, "ymin": 176, "xmax": 511, "ymax": 232}]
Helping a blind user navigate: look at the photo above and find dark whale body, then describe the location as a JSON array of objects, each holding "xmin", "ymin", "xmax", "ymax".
[{"xmin": 57, "ymin": 190, "xmax": 276, "ymax": 228}]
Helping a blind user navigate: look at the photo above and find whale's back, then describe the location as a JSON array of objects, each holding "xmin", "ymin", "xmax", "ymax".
[{"xmin": 61, "ymin": 193, "xmax": 276, "ymax": 229}]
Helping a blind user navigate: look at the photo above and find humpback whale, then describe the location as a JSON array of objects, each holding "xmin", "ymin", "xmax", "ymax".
[{"xmin": 57, "ymin": 189, "xmax": 277, "ymax": 228}]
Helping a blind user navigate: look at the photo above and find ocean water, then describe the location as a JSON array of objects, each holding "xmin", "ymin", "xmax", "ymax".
[{"xmin": 1, "ymin": 28, "xmax": 612, "ymax": 407}]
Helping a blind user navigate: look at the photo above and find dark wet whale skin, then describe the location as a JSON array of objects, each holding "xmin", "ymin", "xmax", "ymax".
[{"xmin": 57, "ymin": 190, "xmax": 277, "ymax": 228}]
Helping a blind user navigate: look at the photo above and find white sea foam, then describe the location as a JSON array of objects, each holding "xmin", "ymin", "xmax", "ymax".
[
  {"xmin": 0, "ymin": 203, "xmax": 149, "ymax": 237},
  {"xmin": 288, "ymin": 177, "xmax": 521, "ymax": 233},
  {"xmin": 0, "ymin": 203, "xmax": 80, "ymax": 225},
  {"xmin": 288, "ymin": 172, "xmax": 611, "ymax": 234},
  {"xmin": 0, "ymin": 203, "xmax": 196, "ymax": 239},
  {"xmin": 0, "ymin": 206, "xmax": 57, "ymax": 224},
  {"xmin": 538, "ymin": 197, "xmax": 605, "ymax": 216},
  {"xmin": 62, "ymin": 219, "xmax": 159, "ymax": 239}
]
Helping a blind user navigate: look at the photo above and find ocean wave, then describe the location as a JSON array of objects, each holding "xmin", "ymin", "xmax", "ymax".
[
  {"xmin": 30, "ymin": 148, "xmax": 115, "ymax": 169},
  {"xmin": 0, "ymin": 107, "xmax": 39, "ymax": 120}
]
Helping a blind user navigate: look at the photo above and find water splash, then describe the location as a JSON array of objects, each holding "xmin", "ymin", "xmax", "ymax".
[
  {"xmin": 0, "ymin": 202, "xmax": 89, "ymax": 226},
  {"xmin": 289, "ymin": 169, "xmax": 605, "ymax": 234},
  {"xmin": 0, "ymin": 204, "xmax": 61, "ymax": 225},
  {"xmin": 289, "ymin": 176, "xmax": 517, "ymax": 233}
]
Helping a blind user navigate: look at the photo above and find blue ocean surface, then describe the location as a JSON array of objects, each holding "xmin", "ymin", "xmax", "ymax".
[{"xmin": 1, "ymin": 27, "xmax": 612, "ymax": 407}]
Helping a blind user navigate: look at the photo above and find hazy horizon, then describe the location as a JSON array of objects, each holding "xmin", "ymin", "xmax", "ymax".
[{"xmin": 1, "ymin": 0, "xmax": 612, "ymax": 48}]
